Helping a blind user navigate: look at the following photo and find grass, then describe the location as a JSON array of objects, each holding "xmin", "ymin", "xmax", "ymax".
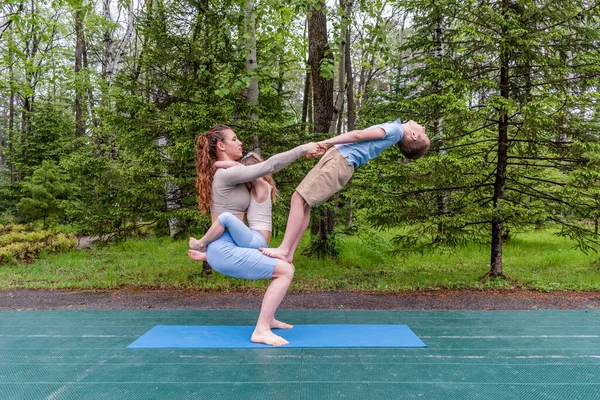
[{"xmin": 0, "ymin": 229, "xmax": 598, "ymax": 291}]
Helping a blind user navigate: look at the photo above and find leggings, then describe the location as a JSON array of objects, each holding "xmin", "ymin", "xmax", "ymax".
[
  {"xmin": 218, "ymin": 212, "xmax": 266, "ymax": 249},
  {"xmin": 206, "ymin": 213, "xmax": 277, "ymax": 280}
]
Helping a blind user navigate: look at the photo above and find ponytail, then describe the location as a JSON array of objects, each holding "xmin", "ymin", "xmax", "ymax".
[
  {"xmin": 195, "ymin": 124, "xmax": 231, "ymax": 213},
  {"xmin": 195, "ymin": 134, "xmax": 213, "ymax": 214}
]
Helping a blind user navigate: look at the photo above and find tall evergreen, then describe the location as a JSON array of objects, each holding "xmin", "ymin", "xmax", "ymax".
[{"xmin": 356, "ymin": 0, "xmax": 600, "ymax": 276}]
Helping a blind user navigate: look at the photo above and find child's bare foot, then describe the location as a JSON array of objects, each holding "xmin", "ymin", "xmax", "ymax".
[
  {"xmin": 188, "ymin": 250, "xmax": 207, "ymax": 261},
  {"xmin": 189, "ymin": 237, "xmax": 206, "ymax": 252},
  {"xmin": 251, "ymin": 329, "xmax": 289, "ymax": 346},
  {"xmin": 259, "ymin": 247, "xmax": 292, "ymax": 263},
  {"xmin": 271, "ymin": 319, "xmax": 293, "ymax": 329}
]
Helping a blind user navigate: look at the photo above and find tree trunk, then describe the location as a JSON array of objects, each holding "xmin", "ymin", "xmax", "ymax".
[
  {"xmin": 307, "ymin": 72, "xmax": 314, "ymax": 134},
  {"xmin": 490, "ymin": 0, "xmax": 510, "ymax": 277},
  {"xmin": 102, "ymin": 0, "xmax": 114, "ymax": 91},
  {"xmin": 165, "ymin": 177, "xmax": 182, "ymax": 238},
  {"xmin": 0, "ymin": 101, "xmax": 5, "ymax": 170},
  {"xmin": 18, "ymin": 0, "xmax": 39, "ymax": 179},
  {"xmin": 81, "ymin": 26, "xmax": 98, "ymax": 131},
  {"xmin": 318, "ymin": 0, "xmax": 352, "ymax": 241},
  {"xmin": 301, "ymin": 17, "xmax": 311, "ymax": 130},
  {"xmin": 201, "ymin": 260, "xmax": 213, "ymax": 275},
  {"xmin": 158, "ymin": 136, "xmax": 182, "ymax": 238},
  {"xmin": 75, "ymin": 4, "xmax": 85, "ymax": 137},
  {"xmin": 345, "ymin": 21, "xmax": 355, "ymax": 132},
  {"xmin": 336, "ymin": 94, "xmax": 344, "ymax": 134},
  {"xmin": 301, "ymin": 70, "xmax": 311, "ymax": 127},
  {"xmin": 20, "ymin": 92, "xmax": 30, "ymax": 181},
  {"xmin": 9, "ymin": 43, "xmax": 15, "ymax": 183},
  {"xmin": 308, "ymin": 1, "xmax": 334, "ymax": 135},
  {"xmin": 329, "ymin": 0, "xmax": 352, "ymax": 134},
  {"xmin": 244, "ymin": 0, "xmax": 260, "ymax": 155},
  {"xmin": 357, "ymin": 61, "xmax": 366, "ymax": 111},
  {"xmin": 244, "ymin": 0, "xmax": 259, "ymax": 106},
  {"xmin": 344, "ymin": 10, "xmax": 355, "ymax": 228},
  {"xmin": 308, "ymin": 0, "xmax": 335, "ymax": 252},
  {"xmin": 103, "ymin": 0, "xmax": 135, "ymax": 88},
  {"xmin": 434, "ymin": 10, "xmax": 447, "ymax": 238}
]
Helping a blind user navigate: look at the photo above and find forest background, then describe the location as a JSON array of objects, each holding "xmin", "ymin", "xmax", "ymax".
[{"xmin": 1, "ymin": 0, "xmax": 600, "ymax": 286}]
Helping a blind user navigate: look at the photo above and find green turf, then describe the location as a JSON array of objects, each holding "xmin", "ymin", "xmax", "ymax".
[{"xmin": 1, "ymin": 310, "xmax": 600, "ymax": 399}]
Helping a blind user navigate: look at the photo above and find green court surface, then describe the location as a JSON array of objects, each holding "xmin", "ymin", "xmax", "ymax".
[{"xmin": 1, "ymin": 310, "xmax": 600, "ymax": 399}]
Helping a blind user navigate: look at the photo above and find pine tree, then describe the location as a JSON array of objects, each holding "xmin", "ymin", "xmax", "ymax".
[
  {"xmin": 355, "ymin": 0, "xmax": 600, "ymax": 276},
  {"xmin": 17, "ymin": 161, "xmax": 69, "ymax": 227}
]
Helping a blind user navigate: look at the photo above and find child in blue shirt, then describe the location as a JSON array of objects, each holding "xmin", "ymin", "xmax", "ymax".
[{"xmin": 260, "ymin": 119, "xmax": 429, "ymax": 262}]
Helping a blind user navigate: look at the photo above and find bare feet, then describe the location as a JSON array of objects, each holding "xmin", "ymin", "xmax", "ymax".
[
  {"xmin": 271, "ymin": 319, "xmax": 293, "ymax": 329},
  {"xmin": 251, "ymin": 329, "xmax": 289, "ymax": 346},
  {"xmin": 189, "ymin": 237, "xmax": 206, "ymax": 252},
  {"xmin": 188, "ymin": 250, "xmax": 207, "ymax": 262},
  {"xmin": 259, "ymin": 247, "xmax": 292, "ymax": 263}
]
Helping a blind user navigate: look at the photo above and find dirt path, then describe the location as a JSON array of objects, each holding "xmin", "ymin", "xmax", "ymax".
[{"xmin": 1, "ymin": 288, "xmax": 599, "ymax": 310}]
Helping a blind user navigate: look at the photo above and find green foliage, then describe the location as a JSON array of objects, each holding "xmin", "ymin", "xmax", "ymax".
[
  {"xmin": 17, "ymin": 100, "xmax": 75, "ymax": 176},
  {"xmin": 357, "ymin": 0, "xmax": 600, "ymax": 268},
  {"xmin": 0, "ymin": 224, "xmax": 28, "ymax": 234},
  {"xmin": 60, "ymin": 144, "xmax": 166, "ymax": 237},
  {"xmin": 1, "ymin": 0, "xmax": 599, "ymax": 277},
  {"xmin": 0, "ymin": 183, "xmax": 20, "ymax": 223},
  {"xmin": 0, "ymin": 225, "xmax": 76, "ymax": 265},
  {"xmin": 305, "ymin": 227, "xmax": 340, "ymax": 259},
  {"xmin": 17, "ymin": 161, "xmax": 70, "ymax": 226}
]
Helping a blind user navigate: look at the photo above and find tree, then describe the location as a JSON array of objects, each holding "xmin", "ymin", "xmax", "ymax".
[
  {"xmin": 243, "ymin": 0, "xmax": 260, "ymax": 153},
  {"xmin": 358, "ymin": 0, "xmax": 600, "ymax": 277},
  {"xmin": 307, "ymin": 0, "xmax": 336, "ymax": 254},
  {"xmin": 17, "ymin": 161, "xmax": 69, "ymax": 226}
]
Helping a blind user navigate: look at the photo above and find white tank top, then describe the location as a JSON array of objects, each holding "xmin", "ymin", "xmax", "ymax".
[{"xmin": 246, "ymin": 184, "xmax": 272, "ymax": 232}]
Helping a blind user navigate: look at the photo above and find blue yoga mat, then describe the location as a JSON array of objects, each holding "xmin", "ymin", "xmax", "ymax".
[{"xmin": 127, "ymin": 324, "xmax": 426, "ymax": 349}]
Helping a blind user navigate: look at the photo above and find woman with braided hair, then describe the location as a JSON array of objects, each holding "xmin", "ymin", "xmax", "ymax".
[
  {"xmin": 189, "ymin": 151, "xmax": 279, "ymax": 260},
  {"xmin": 192, "ymin": 124, "xmax": 321, "ymax": 346}
]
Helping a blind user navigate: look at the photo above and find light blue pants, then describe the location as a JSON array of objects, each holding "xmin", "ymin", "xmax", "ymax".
[
  {"xmin": 206, "ymin": 213, "xmax": 277, "ymax": 280},
  {"xmin": 217, "ymin": 212, "xmax": 266, "ymax": 249}
]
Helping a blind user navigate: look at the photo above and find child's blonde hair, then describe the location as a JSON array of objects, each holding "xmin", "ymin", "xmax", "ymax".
[{"xmin": 240, "ymin": 152, "xmax": 279, "ymax": 202}]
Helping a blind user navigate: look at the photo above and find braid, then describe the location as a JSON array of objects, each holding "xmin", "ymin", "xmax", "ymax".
[{"xmin": 195, "ymin": 124, "xmax": 231, "ymax": 214}]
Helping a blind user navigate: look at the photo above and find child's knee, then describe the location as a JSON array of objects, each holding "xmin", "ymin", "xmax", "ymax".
[
  {"xmin": 218, "ymin": 212, "xmax": 234, "ymax": 227},
  {"xmin": 292, "ymin": 191, "xmax": 307, "ymax": 205}
]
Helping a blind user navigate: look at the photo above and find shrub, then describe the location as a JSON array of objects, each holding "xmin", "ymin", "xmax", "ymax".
[{"xmin": 0, "ymin": 225, "xmax": 76, "ymax": 265}]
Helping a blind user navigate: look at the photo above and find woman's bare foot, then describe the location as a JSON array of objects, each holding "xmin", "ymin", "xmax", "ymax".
[
  {"xmin": 259, "ymin": 247, "xmax": 292, "ymax": 263},
  {"xmin": 189, "ymin": 237, "xmax": 207, "ymax": 252},
  {"xmin": 188, "ymin": 250, "xmax": 207, "ymax": 261},
  {"xmin": 251, "ymin": 329, "xmax": 289, "ymax": 346},
  {"xmin": 271, "ymin": 319, "xmax": 293, "ymax": 329}
]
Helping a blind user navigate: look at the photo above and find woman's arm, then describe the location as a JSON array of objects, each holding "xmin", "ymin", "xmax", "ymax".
[{"xmin": 220, "ymin": 143, "xmax": 319, "ymax": 186}]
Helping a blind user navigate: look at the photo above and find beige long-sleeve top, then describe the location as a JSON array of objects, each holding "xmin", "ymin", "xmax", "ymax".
[{"xmin": 210, "ymin": 145, "xmax": 308, "ymax": 214}]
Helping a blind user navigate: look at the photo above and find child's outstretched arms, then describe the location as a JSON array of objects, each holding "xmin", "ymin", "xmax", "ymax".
[{"xmin": 316, "ymin": 126, "xmax": 386, "ymax": 150}]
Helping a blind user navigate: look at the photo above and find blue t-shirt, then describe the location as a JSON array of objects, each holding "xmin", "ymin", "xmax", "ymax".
[{"xmin": 335, "ymin": 119, "xmax": 404, "ymax": 168}]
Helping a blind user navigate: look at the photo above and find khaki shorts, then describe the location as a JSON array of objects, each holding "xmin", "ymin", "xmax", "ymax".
[{"xmin": 296, "ymin": 147, "xmax": 354, "ymax": 207}]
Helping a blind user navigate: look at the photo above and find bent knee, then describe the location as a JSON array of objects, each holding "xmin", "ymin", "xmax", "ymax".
[
  {"xmin": 272, "ymin": 260, "xmax": 294, "ymax": 279},
  {"xmin": 217, "ymin": 212, "xmax": 234, "ymax": 226},
  {"xmin": 292, "ymin": 191, "xmax": 305, "ymax": 203},
  {"xmin": 292, "ymin": 191, "xmax": 310, "ymax": 210}
]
